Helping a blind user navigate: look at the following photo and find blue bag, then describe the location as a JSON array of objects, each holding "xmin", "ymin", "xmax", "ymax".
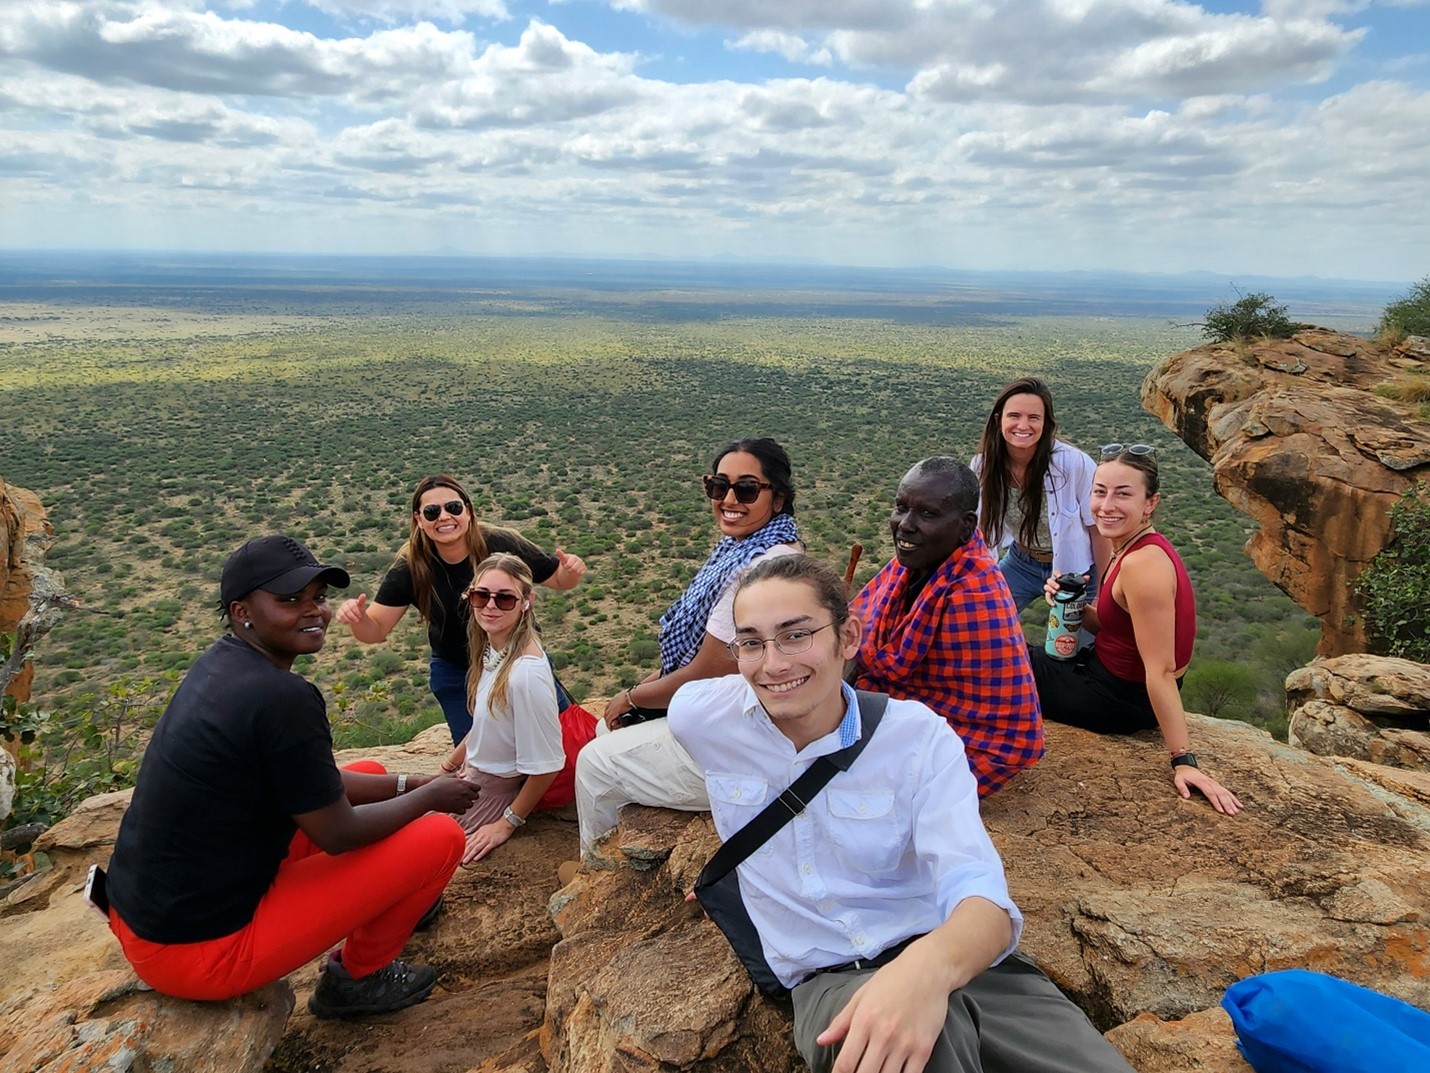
[{"xmin": 1221, "ymin": 969, "xmax": 1430, "ymax": 1073}]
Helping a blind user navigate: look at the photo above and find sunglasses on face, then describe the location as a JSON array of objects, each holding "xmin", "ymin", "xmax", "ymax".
[
  {"xmin": 703, "ymin": 474, "xmax": 773, "ymax": 504},
  {"xmin": 1100, "ymin": 443, "xmax": 1156, "ymax": 459},
  {"xmin": 420, "ymin": 499, "xmax": 466, "ymax": 522},
  {"xmin": 465, "ymin": 588, "xmax": 520, "ymax": 610}
]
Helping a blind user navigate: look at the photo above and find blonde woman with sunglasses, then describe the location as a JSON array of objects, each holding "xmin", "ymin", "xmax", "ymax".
[
  {"xmin": 336, "ymin": 474, "xmax": 586, "ymax": 746},
  {"xmin": 433, "ymin": 554, "xmax": 563, "ymax": 864}
]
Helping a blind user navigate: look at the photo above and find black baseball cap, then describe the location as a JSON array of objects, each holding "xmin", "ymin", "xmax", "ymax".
[{"xmin": 219, "ymin": 535, "xmax": 350, "ymax": 609}]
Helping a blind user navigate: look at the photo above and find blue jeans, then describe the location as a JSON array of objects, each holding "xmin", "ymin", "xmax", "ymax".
[
  {"xmin": 997, "ymin": 544, "xmax": 1053, "ymax": 611},
  {"xmin": 429, "ymin": 655, "xmax": 471, "ymax": 746}
]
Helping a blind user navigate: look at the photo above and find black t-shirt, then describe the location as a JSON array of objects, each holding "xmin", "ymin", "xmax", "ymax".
[
  {"xmin": 106, "ymin": 634, "xmax": 345, "ymax": 944},
  {"xmin": 373, "ymin": 524, "xmax": 559, "ymax": 665}
]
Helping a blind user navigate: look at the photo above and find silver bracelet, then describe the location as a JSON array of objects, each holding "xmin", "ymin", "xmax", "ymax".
[
  {"xmin": 395, "ymin": 773, "xmax": 409, "ymax": 795},
  {"xmin": 502, "ymin": 805, "xmax": 526, "ymax": 828}
]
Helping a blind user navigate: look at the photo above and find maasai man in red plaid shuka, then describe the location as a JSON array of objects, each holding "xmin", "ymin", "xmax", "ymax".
[{"xmin": 851, "ymin": 457, "xmax": 1043, "ymax": 795}]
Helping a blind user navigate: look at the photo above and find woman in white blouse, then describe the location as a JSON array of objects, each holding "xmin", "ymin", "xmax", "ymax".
[{"xmin": 440, "ymin": 553, "xmax": 563, "ymax": 863}]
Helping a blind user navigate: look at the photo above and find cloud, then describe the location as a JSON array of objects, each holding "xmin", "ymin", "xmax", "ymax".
[
  {"xmin": 0, "ymin": 1, "xmax": 474, "ymax": 98},
  {"xmin": 727, "ymin": 31, "xmax": 832, "ymax": 66},
  {"xmin": 287, "ymin": 0, "xmax": 510, "ymax": 23}
]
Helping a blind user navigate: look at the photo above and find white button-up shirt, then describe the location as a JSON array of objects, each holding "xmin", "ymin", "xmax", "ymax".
[{"xmin": 669, "ymin": 675, "xmax": 1023, "ymax": 989}]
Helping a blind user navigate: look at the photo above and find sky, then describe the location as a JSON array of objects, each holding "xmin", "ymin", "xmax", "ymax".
[{"xmin": 1, "ymin": 0, "xmax": 1427, "ymax": 279}]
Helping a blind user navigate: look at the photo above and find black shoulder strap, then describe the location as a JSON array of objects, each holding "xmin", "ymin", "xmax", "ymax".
[{"xmin": 696, "ymin": 691, "xmax": 889, "ymax": 890}]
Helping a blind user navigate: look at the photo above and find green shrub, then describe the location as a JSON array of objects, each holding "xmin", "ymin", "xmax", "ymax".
[
  {"xmin": 1182, "ymin": 660, "xmax": 1259, "ymax": 719},
  {"xmin": 1378, "ymin": 276, "xmax": 1430, "ymax": 339},
  {"xmin": 1358, "ymin": 484, "xmax": 1430, "ymax": 662},
  {"xmin": 1202, "ymin": 291, "xmax": 1297, "ymax": 343}
]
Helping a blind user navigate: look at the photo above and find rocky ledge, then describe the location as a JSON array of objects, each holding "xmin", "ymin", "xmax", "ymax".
[
  {"xmin": 8, "ymin": 703, "xmax": 1427, "ymax": 1073},
  {"xmin": 1141, "ymin": 329, "xmax": 1430, "ymax": 655}
]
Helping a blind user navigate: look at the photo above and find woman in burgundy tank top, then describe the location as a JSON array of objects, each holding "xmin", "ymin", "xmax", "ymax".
[{"xmin": 1028, "ymin": 448, "xmax": 1242, "ymax": 815}]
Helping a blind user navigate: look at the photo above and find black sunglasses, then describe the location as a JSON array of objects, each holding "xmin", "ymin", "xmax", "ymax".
[
  {"xmin": 420, "ymin": 499, "xmax": 466, "ymax": 522},
  {"xmin": 703, "ymin": 474, "xmax": 773, "ymax": 504},
  {"xmin": 1100, "ymin": 443, "xmax": 1156, "ymax": 459},
  {"xmin": 465, "ymin": 587, "xmax": 520, "ymax": 610}
]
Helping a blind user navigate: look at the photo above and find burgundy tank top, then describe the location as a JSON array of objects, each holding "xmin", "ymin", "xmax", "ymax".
[{"xmin": 1094, "ymin": 532, "xmax": 1195, "ymax": 684}]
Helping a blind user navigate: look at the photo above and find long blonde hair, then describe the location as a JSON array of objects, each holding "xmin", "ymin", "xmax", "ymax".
[
  {"xmin": 464, "ymin": 553, "xmax": 540, "ymax": 715},
  {"xmin": 398, "ymin": 474, "xmax": 489, "ymax": 628}
]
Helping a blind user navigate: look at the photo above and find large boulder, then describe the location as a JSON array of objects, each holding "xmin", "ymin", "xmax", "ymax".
[
  {"xmin": 543, "ymin": 716, "xmax": 1430, "ymax": 1073},
  {"xmin": 1286, "ymin": 654, "xmax": 1430, "ymax": 771},
  {"xmin": 1141, "ymin": 328, "xmax": 1430, "ymax": 655},
  {"xmin": 1, "ymin": 477, "xmax": 54, "ymax": 707}
]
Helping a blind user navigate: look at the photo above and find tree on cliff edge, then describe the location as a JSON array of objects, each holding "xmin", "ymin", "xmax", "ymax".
[
  {"xmin": 1201, "ymin": 290, "xmax": 1297, "ymax": 343},
  {"xmin": 1378, "ymin": 276, "xmax": 1430, "ymax": 339}
]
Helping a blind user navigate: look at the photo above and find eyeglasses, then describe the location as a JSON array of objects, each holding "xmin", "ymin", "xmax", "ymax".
[
  {"xmin": 465, "ymin": 588, "xmax": 520, "ymax": 610},
  {"xmin": 1100, "ymin": 443, "xmax": 1156, "ymax": 459},
  {"xmin": 420, "ymin": 499, "xmax": 466, "ymax": 522},
  {"xmin": 703, "ymin": 475, "xmax": 773, "ymax": 504},
  {"xmin": 727, "ymin": 622, "xmax": 836, "ymax": 662}
]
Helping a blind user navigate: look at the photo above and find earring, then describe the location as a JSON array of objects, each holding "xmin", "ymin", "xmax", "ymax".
[{"xmin": 243, "ymin": 622, "xmax": 253, "ymax": 630}]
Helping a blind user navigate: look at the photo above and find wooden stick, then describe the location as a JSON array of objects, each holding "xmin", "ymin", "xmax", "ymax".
[{"xmin": 844, "ymin": 543, "xmax": 863, "ymax": 590}]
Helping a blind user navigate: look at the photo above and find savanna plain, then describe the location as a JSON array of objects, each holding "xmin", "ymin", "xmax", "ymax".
[{"xmin": 0, "ymin": 262, "xmax": 1332, "ymax": 825}]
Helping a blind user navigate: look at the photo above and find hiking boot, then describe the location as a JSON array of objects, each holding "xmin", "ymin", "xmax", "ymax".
[
  {"xmin": 307, "ymin": 955, "xmax": 437, "ymax": 1019},
  {"xmin": 414, "ymin": 894, "xmax": 443, "ymax": 931}
]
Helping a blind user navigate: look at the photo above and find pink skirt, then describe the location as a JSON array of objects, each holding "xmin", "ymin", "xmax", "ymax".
[{"xmin": 456, "ymin": 765, "xmax": 525, "ymax": 832}]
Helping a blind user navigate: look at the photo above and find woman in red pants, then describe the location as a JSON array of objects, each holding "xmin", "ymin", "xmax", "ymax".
[{"xmin": 104, "ymin": 535, "xmax": 479, "ymax": 1018}]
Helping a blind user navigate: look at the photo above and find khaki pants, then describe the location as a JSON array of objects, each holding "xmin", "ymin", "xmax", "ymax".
[
  {"xmin": 573, "ymin": 717, "xmax": 709, "ymax": 854},
  {"xmin": 792, "ymin": 951, "xmax": 1135, "ymax": 1073}
]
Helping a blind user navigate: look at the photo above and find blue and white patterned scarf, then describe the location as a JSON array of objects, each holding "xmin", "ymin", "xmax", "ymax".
[{"xmin": 658, "ymin": 513, "xmax": 801, "ymax": 674}]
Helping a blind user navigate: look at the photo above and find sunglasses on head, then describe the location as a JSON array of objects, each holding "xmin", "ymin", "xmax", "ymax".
[
  {"xmin": 1100, "ymin": 443, "xmax": 1156, "ymax": 459},
  {"xmin": 420, "ymin": 499, "xmax": 466, "ymax": 522},
  {"xmin": 465, "ymin": 587, "xmax": 521, "ymax": 610},
  {"xmin": 702, "ymin": 474, "xmax": 773, "ymax": 504}
]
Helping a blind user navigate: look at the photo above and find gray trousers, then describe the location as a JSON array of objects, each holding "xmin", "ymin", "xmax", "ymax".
[{"xmin": 791, "ymin": 951, "xmax": 1135, "ymax": 1073}]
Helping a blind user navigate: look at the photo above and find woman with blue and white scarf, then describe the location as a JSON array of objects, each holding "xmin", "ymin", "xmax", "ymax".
[{"xmin": 569, "ymin": 438, "xmax": 802, "ymax": 861}]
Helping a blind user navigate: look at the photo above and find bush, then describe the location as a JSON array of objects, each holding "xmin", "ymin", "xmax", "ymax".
[
  {"xmin": 1358, "ymin": 484, "xmax": 1430, "ymax": 662},
  {"xmin": 1202, "ymin": 291, "xmax": 1297, "ymax": 343},
  {"xmin": 1378, "ymin": 276, "xmax": 1430, "ymax": 339},
  {"xmin": 1182, "ymin": 660, "xmax": 1259, "ymax": 719}
]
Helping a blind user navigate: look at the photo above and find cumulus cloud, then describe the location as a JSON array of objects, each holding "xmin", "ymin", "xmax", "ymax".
[
  {"xmin": 294, "ymin": 0, "xmax": 510, "ymax": 23},
  {"xmin": 727, "ymin": 30, "xmax": 832, "ymax": 67},
  {"xmin": 0, "ymin": 0, "xmax": 1424, "ymax": 277}
]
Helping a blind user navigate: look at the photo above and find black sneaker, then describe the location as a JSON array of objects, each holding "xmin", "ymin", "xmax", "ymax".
[
  {"xmin": 307, "ymin": 956, "xmax": 437, "ymax": 1019},
  {"xmin": 414, "ymin": 894, "xmax": 443, "ymax": 931}
]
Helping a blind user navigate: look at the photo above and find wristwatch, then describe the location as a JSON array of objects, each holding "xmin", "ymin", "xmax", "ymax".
[
  {"xmin": 503, "ymin": 805, "xmax": 526, "ymax": 828},
  {"xmin": 1170, "ymin": 753, "xmax": 1199, "ymax": 770}
]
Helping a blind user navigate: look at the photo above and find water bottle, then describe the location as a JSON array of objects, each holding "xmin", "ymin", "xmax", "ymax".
[{"xmin": 1045, "ymin": 573, "xmax": 1087, "ymax": 660}]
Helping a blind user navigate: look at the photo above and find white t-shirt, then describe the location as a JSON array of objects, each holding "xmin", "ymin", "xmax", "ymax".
[
  {"xmin": 702, "ymin": 542, "xmax": 803, "ymax": 644},
  {"xmin": 465, "ymin": 653, "xmax": 564, "ymax": 778}
]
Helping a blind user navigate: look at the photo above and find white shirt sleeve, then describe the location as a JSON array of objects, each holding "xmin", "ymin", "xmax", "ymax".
[
  {"xmin": 508, "ymin": 656, "xmax": 565, "ymax": 776},
  {"xmin": 702, "ymin": 542, "xmax": 803, "ymax": 644}
]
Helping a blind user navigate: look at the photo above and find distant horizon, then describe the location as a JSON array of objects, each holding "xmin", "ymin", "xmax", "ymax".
[{"xmin": 0, "ymin": 248, "xmax": 1413, "ymax": 292}]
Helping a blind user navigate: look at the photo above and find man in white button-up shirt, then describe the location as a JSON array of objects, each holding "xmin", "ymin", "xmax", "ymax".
[{"xmin": 669, "ymin": 554, "xmax": 1134, "ymax": 1073}]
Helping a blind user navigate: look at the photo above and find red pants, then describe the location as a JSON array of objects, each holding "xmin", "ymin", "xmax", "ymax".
[{"xmin": 110, "ymin": 762, "xmax": 464, "ymax": 1001}]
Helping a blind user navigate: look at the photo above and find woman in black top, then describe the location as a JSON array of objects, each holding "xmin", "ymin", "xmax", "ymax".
[
  {"xmin": 106, "ymin": 535, "xmax": 479, "ymax": 1017},
  {"xmin": 336, "ymin": 474, "xmax": 587, "ymax": 743}
]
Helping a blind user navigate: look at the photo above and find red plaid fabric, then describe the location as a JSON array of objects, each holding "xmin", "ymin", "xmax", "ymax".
[{"xmin": 851, "ymin": 531, "xmax": 1043, "ymax": 795}]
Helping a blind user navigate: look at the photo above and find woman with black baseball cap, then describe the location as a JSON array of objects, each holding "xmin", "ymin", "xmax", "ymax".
[{"xmin": 103, "ymin": 535, "xmax": 481, "ymax": 1018}]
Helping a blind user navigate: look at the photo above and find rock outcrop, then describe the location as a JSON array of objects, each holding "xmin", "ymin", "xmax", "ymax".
[
  {"xmin": 5, "ymin": 713, "xmax": 1430, "ymax": 1072},
  {"xmin": 542, "ymin": 715, "xmax": 1430, "ymax": 1073},
  {"xmin": 1287, "ymin": 654, "xmax": 1430, "ymax": 771},
  {"xmin": 1, "ymin": 477, "xmax": 54, "ymax": 707},
  {"xmin": 1142, "ymin": 329, "xmax": 1430, "ymax": 655}
]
